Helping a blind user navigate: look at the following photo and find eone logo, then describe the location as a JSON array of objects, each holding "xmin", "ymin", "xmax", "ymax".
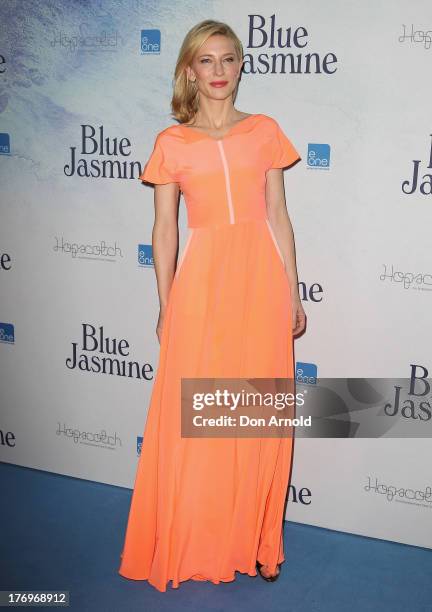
[
  {"xmin": 0, "ymin": 323, "xmax": 14, "ymax": 344},
  {"xmin": 138, "ymin": 244, "xmax": 154, "ymax": 268},
  {"xmin": 141, "ymin": 30, "xmax": 160, "ymax": 55},
  {"xmin": 296, "ymin": 362, "xmax": 317, "ymax": 384},
  {"xmin": 307, "ymin": 143, "xmax": 330, "ymax": 169}
]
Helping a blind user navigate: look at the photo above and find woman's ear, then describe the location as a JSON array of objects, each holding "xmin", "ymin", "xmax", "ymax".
[{"xmin": 186, "ymin": 66, "xmax": 195, "ymax": 82}]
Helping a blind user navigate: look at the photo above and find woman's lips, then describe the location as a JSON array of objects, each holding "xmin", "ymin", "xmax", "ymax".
[{"xmin": 210, "ymin": 81, "xmax": 228, "ymax": 87}]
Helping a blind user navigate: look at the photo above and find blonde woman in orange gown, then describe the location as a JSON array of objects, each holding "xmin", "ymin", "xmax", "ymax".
[{"xmin": 118, "ymin": 19, "xmax": 306, "ymax": 592}]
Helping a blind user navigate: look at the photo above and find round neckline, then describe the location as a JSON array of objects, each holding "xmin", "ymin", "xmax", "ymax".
[{"xmin": 179, "ymin": 114, "xmax": 260, "ymax": 142}]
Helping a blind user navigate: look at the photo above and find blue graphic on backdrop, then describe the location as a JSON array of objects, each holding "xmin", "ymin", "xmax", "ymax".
[
  {"xmin": 0, "ymin": 133, "xmax": 10, "ymax": 154},
  {"xmin": 141, "ymin": 30, "xmax": 161, "ymax": 55},
  {"xmin": 296, "ymin": 362, "xmax": 317, "ymax": 384},
  {"xmin": 138, "ymin": 244, "xmax": 154, "ymax": 268},
  {"xmin": 137, "ymin": 436, "xmax": 143, "ymax": 456},
  {"xmin": 307, "ymin": 143, "xmax": 330, "ymax": 169},
  {"xmin": 0, "ymin": 322, "xmax": 15, "ymax": 344}
]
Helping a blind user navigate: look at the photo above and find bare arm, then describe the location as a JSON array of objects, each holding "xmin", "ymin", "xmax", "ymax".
[
  {"xmin": 265, "ymin": 168, "xmax": 299, "ymax": 294},
  {"xmin": 265, "ymin": 168, "xmax": 306, "ymax": 336},
  {"xmin": 151, "ymin": 182, "xmax": 180, "ymax": 338}
]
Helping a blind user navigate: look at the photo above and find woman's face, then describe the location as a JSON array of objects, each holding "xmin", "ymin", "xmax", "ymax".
[{"xmin": 187, "ymin": 34, "xmax": 243, "ymax": 101}]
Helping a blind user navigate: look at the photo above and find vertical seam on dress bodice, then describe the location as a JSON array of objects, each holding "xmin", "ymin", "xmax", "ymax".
[{"xmin": 216, "ymin": 141, "xmax": 235, "ymax": 224}]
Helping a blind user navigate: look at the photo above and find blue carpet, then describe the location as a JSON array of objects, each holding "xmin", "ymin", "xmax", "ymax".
[{"xmin": 1, "ymin": 462, "xmax": 431, "ymax": 612}]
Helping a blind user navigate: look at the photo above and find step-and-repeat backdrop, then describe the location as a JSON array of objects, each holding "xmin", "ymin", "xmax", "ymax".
[{"xmin": 1, "ymin": 1, "xmax": 431, "ymax": 550}]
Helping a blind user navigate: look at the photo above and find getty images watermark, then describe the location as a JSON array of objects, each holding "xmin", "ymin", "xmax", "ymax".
[{"xmin": 180, "ymin": 376, "xmax": 432, "ymax": 438}]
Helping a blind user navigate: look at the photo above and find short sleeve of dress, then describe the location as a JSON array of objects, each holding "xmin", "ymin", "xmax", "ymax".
[
  {"xmin": 139, "ymin": 133, "xmax": 177, "ymax": 184},
  {"xmin": 269, "ymin": 119, "xmax": 301, "ymax": 169}
]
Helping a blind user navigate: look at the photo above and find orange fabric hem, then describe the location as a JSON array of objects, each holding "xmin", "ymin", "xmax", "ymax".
[{"xmin": 119, "ymin": 562, "xmax": 287, "ymax": 593}]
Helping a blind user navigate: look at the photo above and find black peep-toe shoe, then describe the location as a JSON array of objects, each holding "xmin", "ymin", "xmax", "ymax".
[{"xmin": 256, "ymin": 560, "xmax": 281, "ymax": 582}]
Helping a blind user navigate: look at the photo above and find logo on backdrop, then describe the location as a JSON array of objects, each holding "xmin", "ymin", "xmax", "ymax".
[
  {"xmin": 364, "ymin": 475, "xmax": 431, "ymax": 508},
  {"xmin": 244, "ymin": 15, "xmax": 338, "ymax": 75},
  {"xmin": 307, "ymin": 144, "xmax": 330, "ymax": 170},
  {"xmin": 380, "ymin": 264, "xmax": 432, "ymax": 291},
  {"xmin": 64, "ymin": 125, "xmax": 141, "ymax": 179},
  {"xmin": 0, "ymin": 427, "xmax": 16, "ymax": 448},
  {"xmin": 298, "ymin": 281, "xmax": 323, "ymax": 302},
  {"xmin": 296, "ymin": 362, "xmax": 317, "ymax": 384},
  {"xmin": 287, "ymin": 483, "xmax": 312, "ymax": 505},
  {"xmin": 141, "ymin": 30, "xmax": 161, "ymax": 54},
  {"xmin": 137, "ymin": 435, "xmax": 143, "ymax": 456},
  {"xmin": 50, "ymin": 23, "xmax": 119, "ymax": 53},
  {"xmin": 0, "ymin": 252, "xmax": 12, "ymax": 270},
  {"xmin": 56, "ymin": 422, "xmax": 122, "ymax": 449},
  {"xmin": 53, "ymin": 236, "xmax": 123, "ymax": 261},
  {"xmin": 398, "ymin": 24, "xmax": 432, "ymax": 50},
  {"xmin": 0, "ymin": 322, "xmax": 14, "ymax": 344},
  {"xmin": 138, "ymin": 244, "xmax": 154, "ymax": 268},
  {"xmin": 0, "ymin": 133, "xmax": 10, "ymax": 154},
  {"xmin": 384, "ymin": 363, "xmax": 431, "ymax": 423},
  {"xmin": 0, "ymin": 53, "xmax": 6, "ymax": 73},
  {"xmin": 402, "ymin": 134, "xmax": 432, "ymax": 195},
  {"xmin": 66, "ymin": 323, "xmax": 154, "ymax": 380}
]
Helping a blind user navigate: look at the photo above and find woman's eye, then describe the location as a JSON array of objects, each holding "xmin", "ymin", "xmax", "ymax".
[{"xmin": 200, "ymin": 57, "xmax": 234, "ymax": 63}]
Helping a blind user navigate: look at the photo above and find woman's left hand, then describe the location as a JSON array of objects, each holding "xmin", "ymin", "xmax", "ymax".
[{"xmin": 291, "ymin": 293, "xmax": 306, "ymax": 337}]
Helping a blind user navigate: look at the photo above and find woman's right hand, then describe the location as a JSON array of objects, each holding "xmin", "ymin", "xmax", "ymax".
[{"xmin": 156, "ymin": 309, "xmax": 166, "ymax": 344}]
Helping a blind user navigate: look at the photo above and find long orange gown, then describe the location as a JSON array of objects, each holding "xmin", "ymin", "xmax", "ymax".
[{"xmin": 118, "ymin": 113, "xmax": 301, "ymax": 592}]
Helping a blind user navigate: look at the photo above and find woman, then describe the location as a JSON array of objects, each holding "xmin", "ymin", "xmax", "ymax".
[{"xmin": 118, "ymin": 19, "xmax": 306, "ymax": 592}]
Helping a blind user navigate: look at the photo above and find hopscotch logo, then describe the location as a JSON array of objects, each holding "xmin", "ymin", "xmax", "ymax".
[
  {"xmin": 307, "ymin": 144, "xmax": 330, "ymax": 170},
  {"xmin": 364, "ymin": 475, "xmax": 432, "ymax": 507},
  {"xmin": 138, "ymin": 244, "xmax": 154, "ymax": 268},
  {"xmin": 50, "ymin": 23, "xmax": 119, "ymax": 53},
  {"xmin": 296, "ymin": 362, "xmax": 317, "ymax": 384},
  {"xmin": 0, "ymin": 133, "xmax": 10, "ymax": 154},
  {"xmin": 141, "ymin": 30, "xmax": 160, "ymax": 54},
  {"xmin": 398, "ymin": 24, "xmax": 432, "ymax": 50},
  {"xmin": 56, "ymin": 421, "xmax": 122, "ymax": 449},
  {"xmin": 0, "ymin": 322, "xmax": 14, "ymax": 344},
  {"xmin": 380, "ymin": 263, "xmax": 432, "ymax": 291},
  {"xmin": 137, "ymin": 435, "xmax": 143, "ymax": 456},
  {"xmin": 53, "ymin": 235, "xmax": 123, "ymax": 261}
]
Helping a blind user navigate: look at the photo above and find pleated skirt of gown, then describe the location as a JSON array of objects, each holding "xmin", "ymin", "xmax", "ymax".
[{"xmin": 118, "ymin": 217, "xmax": 295, "ymax": 592}]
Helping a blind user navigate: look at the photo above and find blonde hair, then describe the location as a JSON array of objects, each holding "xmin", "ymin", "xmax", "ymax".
[{"xmin": 171, "ymin": 20, "xmax": 244, "ymax": 124}]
